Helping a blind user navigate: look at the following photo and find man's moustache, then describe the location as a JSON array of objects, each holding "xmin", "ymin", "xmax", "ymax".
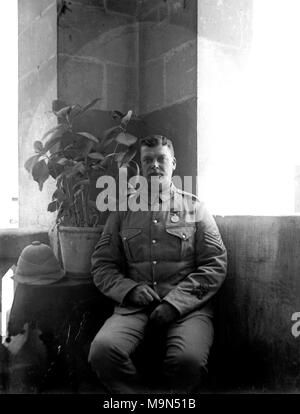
[{"xmin": 149, "ymin": 172, "xmax": 163, "ymax": 176}]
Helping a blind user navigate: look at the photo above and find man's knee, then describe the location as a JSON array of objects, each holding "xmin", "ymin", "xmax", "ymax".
[{"xmin": 88, "ymin": 335, "xmax": 116, "ymax": 371}]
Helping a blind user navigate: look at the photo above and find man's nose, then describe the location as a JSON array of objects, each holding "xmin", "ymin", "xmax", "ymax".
[{"xmin": 151, "ymin": 159, "xmax": 159, "ymax": 169}]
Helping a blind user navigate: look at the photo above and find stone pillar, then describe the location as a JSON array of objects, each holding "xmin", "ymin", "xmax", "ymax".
[{"xmin": 19, "ymin": 0, "xmax": 58, "ymax": 228}]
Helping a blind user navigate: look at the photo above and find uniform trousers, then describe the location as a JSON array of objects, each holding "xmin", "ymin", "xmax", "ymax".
[{"xmin": 88, "ymin": 309, "xmax": 214, "ymax": 394}]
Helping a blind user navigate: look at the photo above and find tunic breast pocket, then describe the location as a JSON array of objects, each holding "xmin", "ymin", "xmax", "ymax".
[
  {"xmin": 119, "ymin": 228, "xmax": 142, "ymax": 261},
  {"xmin": 165, "ymin": 226, "xmax": 195, "ymax": 258}
]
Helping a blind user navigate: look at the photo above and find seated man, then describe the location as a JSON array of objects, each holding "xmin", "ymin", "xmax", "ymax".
[{"xmin": 89, "ymin": 135, "xmax": 227, "ymax": 393}]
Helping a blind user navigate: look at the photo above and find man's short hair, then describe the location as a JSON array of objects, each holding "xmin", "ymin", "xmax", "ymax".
[{"xmin": 140, "ymin": 135, "xmax": 174, "ymax": 156}]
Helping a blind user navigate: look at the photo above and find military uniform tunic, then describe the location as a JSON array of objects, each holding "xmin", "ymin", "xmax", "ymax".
[
  {"xmin": 89, "ymin": 185, "xmax": 227, "ymax": 393},
  {"xmin": 91, "ymin": 184, "xmax": 227, "ymax": 316}
]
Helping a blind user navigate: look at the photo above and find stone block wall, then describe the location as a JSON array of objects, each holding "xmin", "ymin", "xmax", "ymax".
[
  {"xmin": 58, "ymin": 0, "xmax": 139, "ymax": 113},
  {"xmin": 138, "ymin": 0, "xmax": 198, "ymax": 187},
  {"xmin": 138, "ymin": 0, "xmax": 197, "ymax": 113}
]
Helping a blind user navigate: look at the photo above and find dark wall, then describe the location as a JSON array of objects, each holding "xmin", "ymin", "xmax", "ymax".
[
  {"xmin": 57, "ymin": 0, "xmax": 138, "ymax": 113},
  {"xmin": 213, "ymin": 216, "xmax": 300, "ymax": 391},
  {"xmin": 141, "ymin": 98, "xmax": 197, "ymax": 192},
  {"xmin": 138, "ymin": 0, "xmax": 197, "ymax": 189}
]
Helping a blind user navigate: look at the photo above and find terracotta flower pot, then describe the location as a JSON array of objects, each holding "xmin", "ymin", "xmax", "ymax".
[{"xmin": 58, "ymin": 226, "xmax": 103, "ymax": 277}]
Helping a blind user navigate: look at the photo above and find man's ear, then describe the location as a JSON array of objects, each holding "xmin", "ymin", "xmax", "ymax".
[{"xmin": 172, "ymin": 157, "xmax": 177, "ymax": 171}]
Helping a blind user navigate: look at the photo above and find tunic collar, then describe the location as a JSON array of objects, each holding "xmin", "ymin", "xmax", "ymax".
[{"xmin": 132, "ymin": 182, "xmax": 183, "ymax": 210}]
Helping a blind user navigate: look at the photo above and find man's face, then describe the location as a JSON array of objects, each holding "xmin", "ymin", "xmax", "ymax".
[{"xmin": 140, "ymin": 144, "xmax": 176, "ymax": 190}]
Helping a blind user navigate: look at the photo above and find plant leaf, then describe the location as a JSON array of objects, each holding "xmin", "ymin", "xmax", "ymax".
[
  {"xmin": 99, "ymin": 157, "xmax": 112, "ymax": 169},
  {"xmin": 47, "ymin": 160, "xmax": 65, "ymax": 179},
  {"xmin": 43, "ymin": 129, "xmax": 69, "ymax": 153},
  {"xmin": 80, "ymin": 141, "xmax": 94, "ymax": 159},
  {"xmin": 102, "ymin": 126, "xmax": 123, "ymax": 140},
  {"xmin": 121, "ymin": 147, "xmax": 137, "ymax": 165},
  {"xmin": 88, "ymin": 152, "xmax": 105, "ymax": 160},
  {"xmin": 32, "ymin": 159, "xmax": 50, "ymax": 191},
  {"xmin": 114, "ymin": 152, "xmax": 126, "ymax": 163},
  {"xmin": 53, "ymin": 105, "xmax": 72, "ymax": 119},
  {"xmin": 63, "ymin": 148, "xmax": 82, "ymax": 159},
  {"xmin": 91, "ymin": 164, "xmax": 106, "ymax": 171},
  {"xmin": 47, "ymin": 200, "xmax": 58, "ymax": 212},
  {"xmin": 42, "ymin": 124, "xmax": 65, "ymax": 141},
  {"xmin": 76, "ymin": 132, "xmax": 99, "ymax": 143},
  {"xmin": 80, "ymin": 98, "xmax": 101, "ymax": 114},
  {"xmin": 52, "ymin": 188, "xmax": 66, "ymax": 202},
  {"xmin": 115, "ymin": 132, "xmax": 137, "ymax": 146},
  {"xmin": 64, "ymin": 162, "xmax": 86, "ymax": 178},
  {"xmin": 121, "ymin": 110, "xmax": 133, "ymax": 127},
  {"xmin": 69, "ymin": 104, "xmax": 82, "ymax": 119},
  {"xmin": 73, "ymin": 179, "xmax": 90, "ymax": 190},
  {"xmin": 24, "ymin": 154, "xmax": 40, "ymax": 173},
  {"xmin": 112, "ymin": 110, "xmax": 125, "ymax": 120},
  {"xmin": 33, "ymin": 140, "xmax": 44, "ymax": 154},
  {"xmin": 57, "ymin": 157, "xmax": 71, "ymax": 165}
]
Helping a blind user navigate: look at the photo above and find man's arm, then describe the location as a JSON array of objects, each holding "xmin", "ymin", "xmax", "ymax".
[{"xmin": 163, "ymin": 202, "xmax": 227, "ymax": 317}]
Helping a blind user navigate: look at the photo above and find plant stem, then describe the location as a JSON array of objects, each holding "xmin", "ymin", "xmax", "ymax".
[
  {"xmin": 81, "ymin": 190, "xmax": 88, "ymax": 226},
  {"xmin": 74, "ymin": 197, "xmax": 81, "ymax": 227},
  {"xmin": 65, "ymin": 176, "xmax": 79, "ymax": 226}
]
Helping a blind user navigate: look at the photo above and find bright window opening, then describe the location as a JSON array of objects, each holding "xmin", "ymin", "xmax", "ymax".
[{"xmin": 197, "ymin": 0, "xmax": 300, "ymax": 215}]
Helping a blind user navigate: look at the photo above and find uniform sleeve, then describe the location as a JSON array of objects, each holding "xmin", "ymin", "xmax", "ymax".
[
  {"xmin": 91, "ymin": 211, "xmax": 139, "ymax": 304},
  {"xmin": 163, "ymin": 202, "xmax": 227, "ymax": 317}
]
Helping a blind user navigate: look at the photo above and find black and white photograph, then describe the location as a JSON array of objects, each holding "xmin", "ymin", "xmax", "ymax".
[{"xmin": 0, "ymin": 0, "xmax": 300, "ymax": 406}]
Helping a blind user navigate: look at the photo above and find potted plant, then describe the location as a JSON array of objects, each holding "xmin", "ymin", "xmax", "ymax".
[{"xmin": 24, "ymin": 98, "xmax": 139, "ymax": 276}]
